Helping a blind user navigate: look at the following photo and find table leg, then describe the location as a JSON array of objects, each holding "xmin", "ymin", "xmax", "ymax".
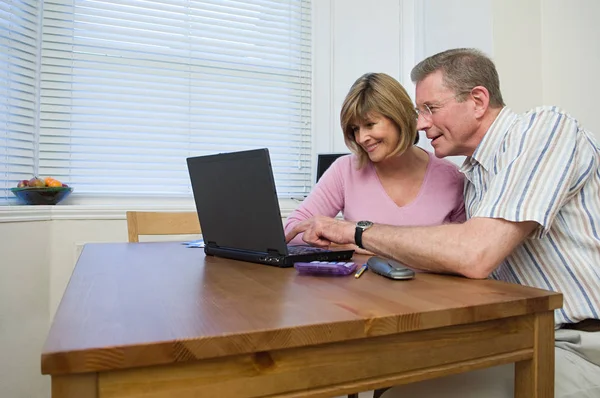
[
  {"xmin": 51, "ymin": 373, "xmax": 97, "ymax": 398},
  {"xmin": 514, "ymin": 311, "xmax": 554, "ymax": 398}
]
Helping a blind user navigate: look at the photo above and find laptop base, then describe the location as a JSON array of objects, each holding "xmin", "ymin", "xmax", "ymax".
[{"xmin": 205, "ymin": 246, "xmax": 353, "ymax": 268}]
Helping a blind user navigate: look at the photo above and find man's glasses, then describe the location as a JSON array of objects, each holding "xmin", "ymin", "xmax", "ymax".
[
  {"xmin": 415, "ymin": 92, "xmax": 470, "ymax": 121},
  {"xmin": 414, "ymin": 103, "xmax": 436, "ymax": 121}
]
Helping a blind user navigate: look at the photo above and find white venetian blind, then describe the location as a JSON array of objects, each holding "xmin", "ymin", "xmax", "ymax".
[
  {"xmin": 39, "ymin": 0, "xmax": 312, "ymax": 198},
  {"xmin": 0, "ymin": 0, "xmax": 39, "ymax": 202}
]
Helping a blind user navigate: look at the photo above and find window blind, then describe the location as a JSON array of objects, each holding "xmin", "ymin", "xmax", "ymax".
[
  {"xmin": 0, "ymin": 0, "xmax": 39, "ymax": 203},
  {"xmin": 39, "ymin": 0, "xmax": 312, "ymax": 198}
]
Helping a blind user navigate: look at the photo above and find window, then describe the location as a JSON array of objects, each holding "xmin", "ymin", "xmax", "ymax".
[
  {"xmin": 0, "ymin": 0, "xmax": 39, "ymax": 203},
  {"xmin": 1, "ymin": 0, "xmax": 312, "ymax": 204}
]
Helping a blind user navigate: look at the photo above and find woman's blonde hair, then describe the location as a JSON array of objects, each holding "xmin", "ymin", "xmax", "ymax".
[{"xmin": 340, "ymin": 73, "xmax": 418, "ymax": 168}]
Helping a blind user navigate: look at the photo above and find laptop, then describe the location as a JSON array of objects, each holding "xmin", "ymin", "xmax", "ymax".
[
  {"xmin": 316, "ymin": 153, "xmax": 348, "ymax": 182},
  {"xmin": 186, "ymin": 148, "xmax": 354, "ymax": 267}
]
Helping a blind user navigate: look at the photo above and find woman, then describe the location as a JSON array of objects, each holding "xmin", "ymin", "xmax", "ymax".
[{"xmin": 284, "ymin": 73, "xmax": 465, "ymax": 252}]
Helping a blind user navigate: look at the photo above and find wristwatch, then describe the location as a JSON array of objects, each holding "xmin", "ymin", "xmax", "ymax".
[{"xmin": 354, "ymin": 220, "xmax": 373, "ymax": 249}]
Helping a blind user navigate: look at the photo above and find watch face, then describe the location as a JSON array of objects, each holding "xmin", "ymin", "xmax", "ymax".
[{"xmin": 357, "ymin": 220, "xmax": 373, "ymax": 229}]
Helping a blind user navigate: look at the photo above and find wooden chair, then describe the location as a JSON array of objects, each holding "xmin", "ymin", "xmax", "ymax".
[{"xmin": 126, "ymin": 211, "xmax": 201, "ymax": 243}]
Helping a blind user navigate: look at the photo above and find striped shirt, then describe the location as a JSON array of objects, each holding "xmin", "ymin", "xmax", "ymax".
[{"xmin": 461, "ymin": 106, "xmax": 600, "ymax": 326}]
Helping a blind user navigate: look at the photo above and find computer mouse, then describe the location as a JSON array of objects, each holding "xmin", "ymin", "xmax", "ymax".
[{"xmin": 367, "ymin": 256, "xmax": 415, "ymax": 280}]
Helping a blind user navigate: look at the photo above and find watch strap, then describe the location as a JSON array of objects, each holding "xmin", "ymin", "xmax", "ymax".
[
  {"xmin": 355, "ymin": 223, "xmax": 371, "ymax": 249},
  {"xmin": 355, "ymin": 226, "xmax": 365, "ymax": 249}
]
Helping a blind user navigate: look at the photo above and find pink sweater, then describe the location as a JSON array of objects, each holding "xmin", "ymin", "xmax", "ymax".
[{"xmin": 285, "ymin": 151, "xmax": 466, "ymax": 243}]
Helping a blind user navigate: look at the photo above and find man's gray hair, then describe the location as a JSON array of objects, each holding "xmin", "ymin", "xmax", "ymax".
[{"xmin": 410, "ymin": 48, "xmax": 505, "ymax": 108}]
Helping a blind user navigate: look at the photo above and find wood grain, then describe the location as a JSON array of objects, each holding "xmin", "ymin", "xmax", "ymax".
[
  {"xmin": 515, "ymin": 311, "xmax": 555, "ymax": 397},
  {"xmin": 42, "ymin": 242, "xmax": 562, "ymax": 377},
  {"xmin": 51, "ymin": 373, "xmax": 97, "ymax": 398},
  {"xmin": 98, "ymin": 315, "xmax": 536, "ymax": 398},
  {"xmin": 126, "ymin": 211, "xmax": 200, "ymax": 242}
]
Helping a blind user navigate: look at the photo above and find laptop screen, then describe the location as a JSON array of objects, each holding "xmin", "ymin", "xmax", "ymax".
[{"xmin": 186, "ymin": 148, "xmax": 289, "ymax": 255}]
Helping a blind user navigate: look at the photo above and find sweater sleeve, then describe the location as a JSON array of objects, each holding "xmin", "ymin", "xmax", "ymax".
[
  {"xmin": 449, "ymin": 167, "xmax": 466, "ymax": 223},
  {"xmin": 450, "ymin": 198, "xmax": 466, "ymax": 223},
  {"xmin": 284, "ymin": 156, "xmax": 349, "ymax": 244}
]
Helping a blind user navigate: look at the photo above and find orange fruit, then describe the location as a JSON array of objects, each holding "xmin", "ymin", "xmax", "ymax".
[{"xmin": 45, "ymin": 177, "xmax": 63, "ymax": 187}]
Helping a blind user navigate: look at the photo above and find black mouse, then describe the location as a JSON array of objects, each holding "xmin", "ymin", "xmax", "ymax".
[{"xmin": 366, "ymin": 256, "xmax": 415, "ymax": 280}]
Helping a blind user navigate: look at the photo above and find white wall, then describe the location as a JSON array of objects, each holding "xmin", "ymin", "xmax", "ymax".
[
  {"xmin": 0, "ymin": 221, "xmax": 50, "ymax": 398},
  {"xmin": 492, "ymin": 0, "xmax": 600, "ymax": 136},
  {"xmin": 492, "ymin": 0, "xmax": 544, "ymax": 113},
  {"xmin": 420, "ymin": 0, "xmax": 494, "ymax": 57},
  {"xmin": 313, "ymin": 0, "xmax": 403, "ymax": 156},
  {"xmin": 540, "ymin": 0, "xmax": 600, "ymax": 135},
  {"xmin": 2, "ymin": 1, "xmax": 600, "ymax": 397}
]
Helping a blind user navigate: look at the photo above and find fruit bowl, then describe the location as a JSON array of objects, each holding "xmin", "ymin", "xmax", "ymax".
[{"xmin": 10, "ymin": 186, "xmax": 73, "ymax": 205}]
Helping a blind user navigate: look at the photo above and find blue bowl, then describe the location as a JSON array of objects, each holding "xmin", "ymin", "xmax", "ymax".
[{"xmin": 10, "ymin": 187, "xmax": 73, "ymax": 205}]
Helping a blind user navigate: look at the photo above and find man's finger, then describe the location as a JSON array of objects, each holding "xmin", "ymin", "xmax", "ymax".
[
  {"xmin": 302, "ymin": 233, "xmax": 331, "ymax": 248},
  {"xmin": 285, "ymin": 230, "xmax": 297, "ymax": 243},
  {"xmin": 285, "ymin": 227, "xmax": 300, "ymax": 243},
  {"xmin": 285, "ymin": 220, "xmax": 310, "ymax": 243}
]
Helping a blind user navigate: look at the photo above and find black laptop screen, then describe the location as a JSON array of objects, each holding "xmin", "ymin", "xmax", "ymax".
[
  {"xmin": 186, "ymin": 148, "xmax": 289, "ymax": 254},
  {"xmin": 316, "ymin": 153, "xmax": 348, "ymax": 182}
]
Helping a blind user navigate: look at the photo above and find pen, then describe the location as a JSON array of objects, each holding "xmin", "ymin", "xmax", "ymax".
[{"xmin": 354, "ymin": 263, "xmax": 368, "ymax": 279}]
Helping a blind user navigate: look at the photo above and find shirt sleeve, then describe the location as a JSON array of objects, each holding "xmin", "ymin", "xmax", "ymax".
[
  {"xmin": 472, "ymin": 108, "xmax": 589, "ymax": 238},
  {"xmin": 284, "ymin": 156, "xmax": 347, "ymax": 244}
]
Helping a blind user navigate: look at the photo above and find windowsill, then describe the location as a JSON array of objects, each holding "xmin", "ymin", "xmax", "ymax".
[{"xmin": 0, "ymin": 198, "xmax": 302, "ymax": 222}]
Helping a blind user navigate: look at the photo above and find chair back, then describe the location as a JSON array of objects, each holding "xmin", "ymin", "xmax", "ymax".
[{"xmin": 126, "ymin": 211, "xmax": 201, "ymax": 242}]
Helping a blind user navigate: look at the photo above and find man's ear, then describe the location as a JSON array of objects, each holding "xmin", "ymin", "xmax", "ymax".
[{"xmin": 470, "ymin": 86, "xmax": 490, "ymax": 118}]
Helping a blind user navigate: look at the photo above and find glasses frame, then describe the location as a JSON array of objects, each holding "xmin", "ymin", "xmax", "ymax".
[{"xmin": 415, "ymin": 91, "xmax": 472, "ymax": 121}]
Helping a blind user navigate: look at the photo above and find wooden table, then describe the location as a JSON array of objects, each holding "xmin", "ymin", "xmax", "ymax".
[{"xmin": 42, "ymin": 242, "xmax": 562, "ymax": 398}]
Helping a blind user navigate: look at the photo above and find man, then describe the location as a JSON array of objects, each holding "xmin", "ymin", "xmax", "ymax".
[{"xmin": 286, "ymin": 48, "xmax": 600, "ymax": 397}]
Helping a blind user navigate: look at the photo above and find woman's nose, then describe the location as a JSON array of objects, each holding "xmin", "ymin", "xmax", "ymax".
[{"xmin": 355, "ymin": 128, "xmax": 366, "ymax": 143}]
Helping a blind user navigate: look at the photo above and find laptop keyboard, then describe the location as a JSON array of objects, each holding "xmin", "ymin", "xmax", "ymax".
[{"xmin": 287, "ymin": 245, "xmax": 328, "ymax": 255}]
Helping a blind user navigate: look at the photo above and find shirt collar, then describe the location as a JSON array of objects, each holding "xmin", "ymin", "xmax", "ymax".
[{"xmin": 460, "ymin": 107, "xmax": 518, "ymax": 173}]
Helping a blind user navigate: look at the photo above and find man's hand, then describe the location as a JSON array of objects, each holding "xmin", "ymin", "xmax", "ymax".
[
  {"xmin": 330, "ymin": 243, "xmax": 375, "ymax": 255},
  {"xmin": 285, "ymin": 216, "xmax": 355, "ymax": 247}
]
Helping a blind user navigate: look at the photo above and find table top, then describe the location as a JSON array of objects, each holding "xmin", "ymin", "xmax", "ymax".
[{"xmin": 41, "ymin": 242, "xmax": 562, "ymax": 376}]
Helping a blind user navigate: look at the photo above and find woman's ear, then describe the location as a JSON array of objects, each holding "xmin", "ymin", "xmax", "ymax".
[{"xmin": 470, "ymin": 86, "xmax": 490, "ymax": 118}]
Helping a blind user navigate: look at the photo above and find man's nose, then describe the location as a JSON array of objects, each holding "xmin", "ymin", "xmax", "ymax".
[{"xmin": 416, "ymin": 115, "xmax": 431, "ymax": 131}]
